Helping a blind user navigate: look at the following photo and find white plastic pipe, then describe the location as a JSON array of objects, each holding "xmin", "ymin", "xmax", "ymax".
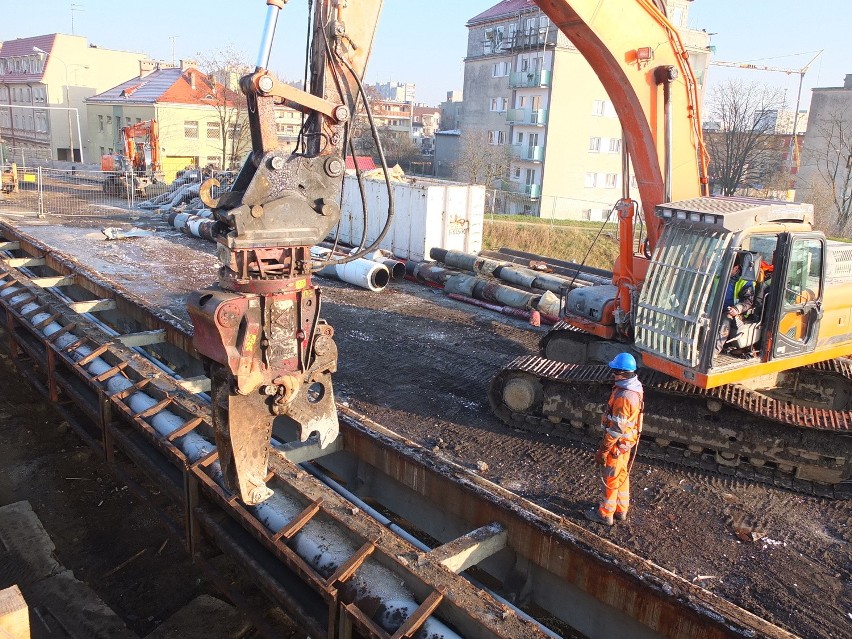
[
  {"xmin": 312, "ymin": 247, "xmax": 390, "ymax": 292},
  {"xmin": 0, "ymin": 285, "xmax": 459, "ymax": 638}
]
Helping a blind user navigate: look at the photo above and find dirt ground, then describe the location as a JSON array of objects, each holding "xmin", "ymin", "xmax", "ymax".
[{"xmin": 0, "ymin": 202, "xmax": 850, "ymax": 639}]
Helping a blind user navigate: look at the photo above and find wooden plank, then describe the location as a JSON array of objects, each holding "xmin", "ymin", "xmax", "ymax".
[
  {"xmin": 116, "ymin": 330, "xmax": 166, "ymax": 348},
  {"xmin": 5, "ymin": 258, "xmax": 44, "ymax": 268},
  {"xmin": 67, "ymin": 300, "xmax": 117, "ymax": 314},
  {"xmin": 0, "ymin": 241, "xmax": 21, "ymax": 251},
  {"xmin": 31, "ymin": 276, "xmax": 74, "ymax": 288},
  {"xmin": 0, "ymin": 585, "xmax": 30, "ymax": 639},
  {"xmin": 176, "ymin": 376, "xmax": 211, "ymax": 394},
  {"xmin": 428, "ymin": 522, "xmax": 507, "ymax": 574}
]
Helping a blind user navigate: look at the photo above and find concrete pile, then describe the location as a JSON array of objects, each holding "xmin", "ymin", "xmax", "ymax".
[{"xmin": 406, "ymin": 248, "xmax": 611, "ymax": 326}]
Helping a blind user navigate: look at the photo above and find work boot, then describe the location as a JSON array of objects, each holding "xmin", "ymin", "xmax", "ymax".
[
  {"xmin": 584, "ymin": 507, "xmax": 613, "ymax": 527},
  {"xmin": 614, "ymin": 510, "xmax": 628, "ymax": 522}
]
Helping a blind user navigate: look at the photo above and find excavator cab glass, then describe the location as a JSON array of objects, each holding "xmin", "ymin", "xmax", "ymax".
[{"xmin": 635, "ymin": 222, "xmax": 732, "ymax": 367}]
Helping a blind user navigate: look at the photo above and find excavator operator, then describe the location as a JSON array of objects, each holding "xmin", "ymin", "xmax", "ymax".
[
  {"xmin": 715, "ymin": 255, "xmax": 756, "ymax": 357},
  {"xmin": 585, "ymin": 353, "xmax": 644, "ymax": 527}
]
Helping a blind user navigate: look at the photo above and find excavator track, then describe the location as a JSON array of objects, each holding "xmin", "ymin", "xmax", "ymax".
[{"xmin": 489, "ymin": 353, "xmax": 852, "ymax": 499}]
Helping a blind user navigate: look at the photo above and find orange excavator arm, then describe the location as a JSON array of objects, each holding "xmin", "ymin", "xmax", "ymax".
[{"xmin": 534, "ymin": 0, "xmax": 709, "ymax": 249}]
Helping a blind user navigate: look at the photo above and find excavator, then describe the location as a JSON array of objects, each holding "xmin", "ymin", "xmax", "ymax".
[
  {"xmin": 101, "ymin": 119, "xmax": 163, "ymax": 197},
  {"xmin": 487, "ymin": 2, "xmax": 852, "ymax": 494},
  {"xmin": 186, "ymin": 0, "xmax": 851, "ymax": 508}
]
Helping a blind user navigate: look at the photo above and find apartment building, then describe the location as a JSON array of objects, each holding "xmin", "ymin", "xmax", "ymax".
[
  {"xmin": 795, "ymin": 74, "xmax": 852, "ymax": 231},
  {"xmin": 0, "ymin": 34, "xmax": 147, "ymax": 163},
  {"xmin": 459, "ymin": 0, "xmax": 709, "ymax": 219},
  {"xmin": 372, "ymin": 81, "xmax": 416, "ymax": 103}
]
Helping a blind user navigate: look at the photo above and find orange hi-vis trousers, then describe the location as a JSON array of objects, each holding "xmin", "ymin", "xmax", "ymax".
[{"xmin": 598, "ymin": 450, "xmax": 630, "ymax": 518}]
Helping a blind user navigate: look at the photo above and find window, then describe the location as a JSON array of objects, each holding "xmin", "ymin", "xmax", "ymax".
[
  {"xmin": 489, "ymin": 97, "xmax": 507, "ymax": 112},
  {"xmin": 98, "ymin": 115, "xmax": 104, "ymax": 132},
  {"xmin": 184, "ymin": 120, "xmax": 199, "ymax": 138},
  {"xmin": 487, "ymin": 130, "xmax": 505, "ymax": 145},
  {"xmin": 206, "ymin": 121, "xmax": 220, "ymax": 139},
  {"xmin": 136, "ymin": 118, "xmax": 142, "ymax": 124},
  {"xmin": 492, "ymin": 61, "xmax": 509, "ymax": 77},
  {"xmin": 484, "ymin": 26, "xmax": 505, "ymax": 53},
  {"xmin": 605, "ymin": 173, "xmax": 618, "ymax": 188},
  {"xmin": 592, "ymin": 100, "xmax": 605, "ymax": 116},
  {"xmin": 584, "ymin": 172, "xmax": 597, "ymax": 188},
  {"xmin": 514, "ymin": 167, "xmax": 521, "ymax": 178},
  {"xmin": 106, "ymin": 116, "xmax": 112, "ymax": 126},
  {"xmin": 588, "ymin": 137, "xmax": 601, "ymax": 152},
  {"xmin": 126, "ymin": 117, "xmax": 131, "ymax": 126},
  {"xmin": 206, "ymin": 156, "xmax": 221, "ymax": 168},
  {"xmin": 516, "ymin": 132, "xmax": 523, "ymax": 144},
  {"xmin": 517, "ymin": 96, "xmax": 527, "ymax": 109},
  {"xmin": 609, "ymin": 138, "xmax": 622, "ymax": 153},
  {"xmin": 100, "ymin": 147, "xmax": 105, "ymax": 157},
  {"xmin": 35, "ymin": 112, "xmax": 47, "ymax": 133}
]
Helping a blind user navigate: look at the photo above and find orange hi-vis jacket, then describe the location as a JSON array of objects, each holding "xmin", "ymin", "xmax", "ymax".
[{"xmin": 598, "ymin": 375, "xmax": 644, "ymax": 459}]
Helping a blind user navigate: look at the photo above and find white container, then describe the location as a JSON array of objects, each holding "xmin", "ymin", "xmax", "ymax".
[{"xmin": 338, "ymin": 175, "xmax": 484, "ymax": 262}]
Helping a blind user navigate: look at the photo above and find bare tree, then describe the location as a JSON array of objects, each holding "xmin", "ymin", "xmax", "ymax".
[
  {"xmin": 800, "ymin": 108, "xmax": 852, "ymax": 234},
  {"xmin": 455, "ymin": 130, "xmax": 512, "ymax": 186},
  {"xmin": 196, "ymin": 46, "xmax": 252, "ymax": 170},
  {"xmin": 704, "ymin": 80, "xmax": 786, "ymax": 196}
]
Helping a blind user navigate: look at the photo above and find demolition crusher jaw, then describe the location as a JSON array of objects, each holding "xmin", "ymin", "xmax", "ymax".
[{"xmin": 187, "ymin": 0, "xmax": 383, "ymax": 505}]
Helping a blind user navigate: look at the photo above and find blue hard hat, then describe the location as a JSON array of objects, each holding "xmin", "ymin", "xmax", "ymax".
[{"xmin": 608, "ymin": 352, "xmax": 637, "ymax": 372}]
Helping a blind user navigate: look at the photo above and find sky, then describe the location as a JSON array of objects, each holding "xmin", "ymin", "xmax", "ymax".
[{"xmin": 1, "ymin": 0, "xmax": 849, "ymax": 109}]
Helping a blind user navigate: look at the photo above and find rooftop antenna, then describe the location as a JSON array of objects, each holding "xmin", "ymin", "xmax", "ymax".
[
  {"xmin": 168, "ymin": 35, "xmax": 179, "ymax": 66},
  {"xmin": 70, "ymin": 3, "xmax": 84, "ymax": 35}
]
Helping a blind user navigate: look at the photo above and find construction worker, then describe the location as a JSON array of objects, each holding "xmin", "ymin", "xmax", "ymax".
[
  {"xmin": 584, "ymin": 352, "xmax": 643, "ymax": 526},
  {"xmin": 714, "ymin": 257, "xmax": 755, "ymax": 356}
]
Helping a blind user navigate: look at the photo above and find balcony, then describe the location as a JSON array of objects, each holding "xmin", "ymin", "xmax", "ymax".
[
  {"xmin": 509, "ymin": 70, "xmax": 551, "ymax": 88},
  {"xmin": 506, "ymin": 109, "xmax": 548, "ymax": 126},
  {"xmin": 507, "ymin": 182, "xmax": 541, "ymax": 198},
  {"xmin": 511, "ymin": 144, "xmax": 544, "ymax": 162}
]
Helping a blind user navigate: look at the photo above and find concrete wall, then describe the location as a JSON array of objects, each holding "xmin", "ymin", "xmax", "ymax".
[{"xmin": 796, "ymin": 84, "xmax": 852, "ymax": 231}]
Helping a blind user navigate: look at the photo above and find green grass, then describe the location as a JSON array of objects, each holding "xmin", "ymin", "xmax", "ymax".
[
  {"xmin": 486, "ymin": 214, "xmax": 618, "ymax": 230},
  {"xmin": 483, "ymin": 220, "xmax": 622, "ymax": 270}
]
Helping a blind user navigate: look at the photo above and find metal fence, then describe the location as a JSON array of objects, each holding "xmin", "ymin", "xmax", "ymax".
[
  {"xmin": 0, "ymin": 165, "xmax": 208, "ymax": 218},
  {"xmin": 484, "ymin": 188, "xmax": 621, "ymax": 222}
]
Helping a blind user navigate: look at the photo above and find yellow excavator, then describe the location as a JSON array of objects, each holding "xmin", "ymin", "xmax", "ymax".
[{"xmin": 489, "ymin": 1, "xmax": 852, "ymax": 495}]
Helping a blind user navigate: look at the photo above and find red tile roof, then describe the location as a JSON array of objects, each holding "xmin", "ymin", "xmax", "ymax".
[
  {"xmin": 88, "ymin": 66, "xmax": 238, "ymax": 107},
  {"xmin": 345, "ymin": 156, "xmax": 376, "ymax": 171},
  {"xmin": 468, "ymin": 0, "xmax": 537, "ymax": 26},
  {"xmin": 0, "ymin": 34, "xmax": 57, "ymax": 82}
]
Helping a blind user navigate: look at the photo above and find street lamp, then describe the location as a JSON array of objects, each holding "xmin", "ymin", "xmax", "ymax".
[{"xmin": 33, "ymin": 46, "xmax": 77, "ymax": 163}]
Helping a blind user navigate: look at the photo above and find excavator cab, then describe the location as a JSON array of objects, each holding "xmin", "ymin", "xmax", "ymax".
[{"xmin": 634, "ymin": 197, "xmax": 833, "ymax": 389}]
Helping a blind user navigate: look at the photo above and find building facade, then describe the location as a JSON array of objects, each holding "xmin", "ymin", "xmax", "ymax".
[
  {"xmin": 0, "ymin": 34, "xmax": 148, "ymax": 163},
  {"xmin": 457, "ymin": 0, "xmax": 709, "ymax": 218},
  {"xmin": 796, "ymin": 74, "xmax": 852, "ymax": 232},
  {"xmin": 372, "ymin": 81, "xmax": 416, "ymax": 103}
]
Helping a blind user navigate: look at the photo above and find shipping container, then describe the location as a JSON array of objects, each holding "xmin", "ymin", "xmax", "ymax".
[{"xmin": 337, "ymin": 175, "xmax": 484, "ymax": 261}]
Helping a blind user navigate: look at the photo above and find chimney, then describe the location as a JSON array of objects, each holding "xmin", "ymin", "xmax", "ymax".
[
  {"xmin": 845, "ymin": 74, "xmax": 852, "ymax": 90},
  {"xmin": 189, "ymin": 71, "xmax": 196, "ymax": 90},
  {"xmin": 180, "ymin": 59, "xmax": 196, "ymax": 71},
  {"xmin": 139, "ymin": 59, "xmax": 155, "ymax": 78}
]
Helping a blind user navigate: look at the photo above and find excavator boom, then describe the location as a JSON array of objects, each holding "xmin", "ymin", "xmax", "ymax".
[{"xmin": 533, "ymin": 0, "xmax": 708, "ymax": 248}]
